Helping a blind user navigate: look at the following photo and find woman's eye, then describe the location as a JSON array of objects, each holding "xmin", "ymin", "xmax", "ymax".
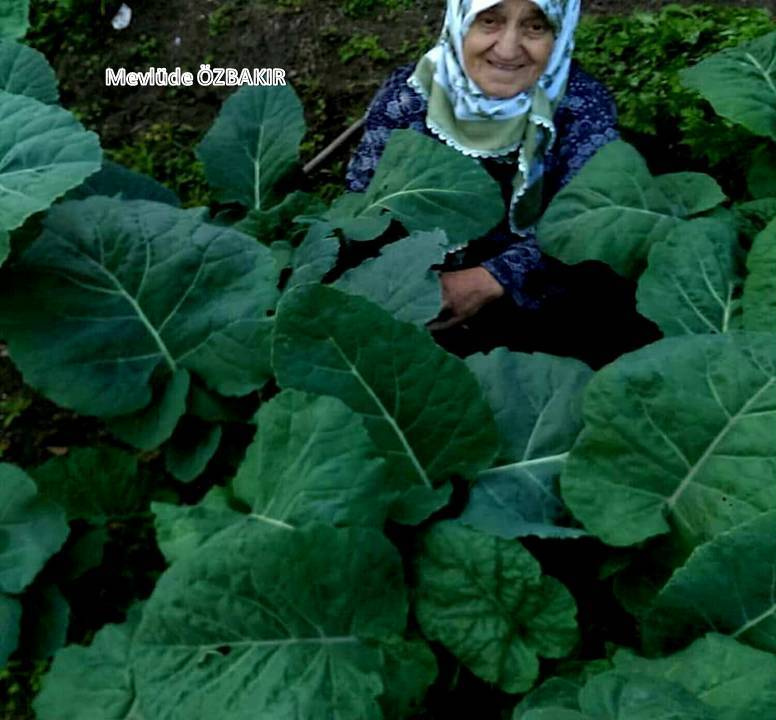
[
  {"xmin": 525, "ymin": 20, "xmax": 549, "ymax": 34},
  {"xmin": 478, "ymin": 13, "xmax": 500, "ymax": 27}
]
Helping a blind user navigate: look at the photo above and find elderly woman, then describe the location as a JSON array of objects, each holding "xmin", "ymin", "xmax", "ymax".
[{"xmin": 346, "ymin": 0, "xmax": 659, "ymax": 368}]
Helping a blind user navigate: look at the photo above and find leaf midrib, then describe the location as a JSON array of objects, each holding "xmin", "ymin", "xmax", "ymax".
[
  {"xmin": 80, "ymin": 251, "xmax": 178, "ymax": 372},
  {"xmin": 666, "ymin": 375, "xmax": 776, "ymax": 510},
  {"xmin": 744, "ymin": 51, "xmax": 776, "ymax": 102},
  {"xmin": 329, "ymin": 337, "xmax": 432, "ymax": 489}
]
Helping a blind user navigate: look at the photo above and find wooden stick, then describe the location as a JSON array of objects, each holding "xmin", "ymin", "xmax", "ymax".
[{"xmin": 302, "ymin": 116, "xmax": 366, "ymax": 175}]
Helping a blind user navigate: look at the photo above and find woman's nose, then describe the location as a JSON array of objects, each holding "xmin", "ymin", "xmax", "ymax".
[{"xmin": 493, "ymin": 25, "xmax": 525, "ymax": 60}]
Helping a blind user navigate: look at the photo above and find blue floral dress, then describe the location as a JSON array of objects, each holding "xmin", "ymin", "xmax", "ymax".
[
  {"xmin": 345, "ymin": 62, "xmax": 659, "ymax": 367},
  {"xmin": 346, "ymin": 60, "xmax": 620, "ymax": 309}
]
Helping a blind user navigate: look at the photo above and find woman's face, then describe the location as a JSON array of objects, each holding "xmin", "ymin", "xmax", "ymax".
[{"xmin": 462, "ymin": 0, "xmax": 555, "ymax": 98}]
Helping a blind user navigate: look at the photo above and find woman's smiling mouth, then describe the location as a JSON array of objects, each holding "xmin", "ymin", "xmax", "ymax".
[{"xmin": 486, "ymin": 59, "xmax": 526, "ymax": 71}]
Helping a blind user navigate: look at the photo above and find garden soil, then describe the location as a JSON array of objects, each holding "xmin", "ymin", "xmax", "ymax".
[{"xmin": 31, "ymin": 0, "xmax": 776, "ymax": 173}]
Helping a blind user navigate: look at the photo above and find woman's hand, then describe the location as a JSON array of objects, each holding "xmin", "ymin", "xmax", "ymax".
[{"xmin": 427, "ymin": 267, "xmax": 505, "ymax": 331}]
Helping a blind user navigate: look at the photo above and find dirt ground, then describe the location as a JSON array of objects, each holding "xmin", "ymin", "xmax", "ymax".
[{"xmin": 29, "ymin": 0, "xmax": 776, "ymax": 175}]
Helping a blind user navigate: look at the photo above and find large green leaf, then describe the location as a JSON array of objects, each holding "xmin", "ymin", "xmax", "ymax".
[
  {"xmin": 164, "ymin": 418, "xmax": 222, "ymax": 483},
  {"xmin": 0, "ymin": 198, "xmax": 279, "ymax": 418},
  {"xmin": 336, "ymin": 230, "xmax": 449, "ymax": 325},
  {"xmin": 518, "ymin": 674, "xmax": 720, "ymax": 720},
  {"xmin": 0, "ymin": 91, "xmax": 100, "ymax": 241},
  {"xmin": 0, "ymin": 1, "xmax": 28, "ymax": 39},
  {"xmin": 0, "ymin": 593, "xmax": 21, "ymax": 666},
  {"xmin": 234, "ymin": 190, "xmax": 324, "ymax": 244},
  {"xmin": 152, "ymin": 488, "xmax": 242, "ymax": 565},
  {"xmin": 577, "ymin": 672, "xmax": 718, "ymax": 720},
  {"xmin": 107, "ymin": 370, "xmax": 190, "ymax": 450},
  {"xmin": 733, "ymin": 198, "xmax": 776, "ymax": 241},
  {"xmin": 680, "ymin": 31, "xmax": 776, "ymax": 140},
  {"xmin": 233, "ymin": 390, "xmax": 391, "ymax": 529},
  {"xmin": 34, "ymin": 605, "xmax": 143, "ymax": 720},
  {"xmin": 325, "ymin": 130, "xmax": 503, "ymax": 245},
  {"xmin": 746, "ymin": 145, "xmax": 776, "ymax": 199},
  {"xmin": 645, "ymin": 511, "xmax": 776, "ymax": 654},
  {"xmin": 285, "ymin": 221, "xmax": 339, "ymax": 290},
  {"xmin": 325, "ymin": 192, "xmax": 392, "ymax": 242},
  {"xmin": 637, "ymin": 218, "xmax": 742, "ymax": 336},
  {"xmin": 65, "ymin": 160, "xmax": 179, "ymax": 206},
  {"xmin": 562, "ymin": 333, "xmax": 776, "ymax": 549},
  {"xmin": 653, "ymin": 173, "xmax": 728, "ymax": 216},
  {"xmin": 538, "ymin": 141, "xmax": 724, "ymax": 277},
  {"xmin": 0, "ymin": 463, "xmax": 68, "ymax": 594},
  {"xmin": 613, "ymin": 634, "xmax": 776, "ymax": 720},
  {"xmin": 196, "ymin": 84, "xmax": 305, "ymax": 210},
  {"xmin": 0, "ymin": 40, "xmax": 57, "ymax": 102},
  {"xmin": 743, "ymin": 217, "xmax": 776, "ymax": 332},
  {"xmin": 272, "ymin": 284, "xmax": 499, "ymax": 524},
  {"xmin": 19, "ymin": 582, "xmax": 70, "ymax": 659},
  {"xmin": 415, "ymin": 522, "xmax": 578, "ymax": 693},
  {"xmin": 31, "ymin": 447, "xmax": 148, "ymax": 522},
  {"xmin": 378, "ymin": 637, "xmax": 437, "ymax": 720},
  {"xmin": 514, "ymin": 677, "xmax": 585, "ymax": 718},
  {"xmin": 462, "ymin": 351, "xmax": 592, "ymax": 539},
  {"xmin": 520, "ymin": 711, "xmax": 590, "ymax": 720},
  {"xmin": 132, "ymin": 522, "xmax": 407, "ymax": 720}
]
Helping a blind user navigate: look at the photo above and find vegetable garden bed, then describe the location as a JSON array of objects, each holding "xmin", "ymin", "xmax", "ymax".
[{"xmin": 1, "ymin": 2, "xmax": 776, "ymax": 719}]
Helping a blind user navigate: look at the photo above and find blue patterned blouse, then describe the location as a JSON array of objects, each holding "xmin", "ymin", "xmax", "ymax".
[{"xmin": 346, "ymin": 61, "xmax": 619, "ymax": 309}]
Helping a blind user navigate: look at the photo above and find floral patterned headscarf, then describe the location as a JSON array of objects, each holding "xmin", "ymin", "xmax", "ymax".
[{"xmin": 408, "ymin": 0, "xmax": 580, "ymax": 230}]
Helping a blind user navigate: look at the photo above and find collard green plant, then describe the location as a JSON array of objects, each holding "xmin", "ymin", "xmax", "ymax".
[
  {"xmin": 0, "ymin": 40, "xmax": 57, "ymax": 102},
  {"xmin": 336, "ymin": 229, "xmax": 450, "ymax": 325},
  {"xmin": 644, "ymin": 510, "xmax": 776, "ymax": 655},
  {"xmin": 0, "ymin": 464, "xmax": 68, "ymax": 595},
  {"xmin": 680, "ymin": 31, "xmax": 776, "ymax": 141},
  {"xmin": 65, "ymin": 159, "xmax": 180, "ymax": 207},
  {"xmin": 0, "ymin": 594, "xmax": 22, "ymax": 666},
  {"xmin": 576, "ymin": 672, "xmax": 718, "ymax": 720},
  {"xmin": 279, "ymin": 220, "xmax": 340, "ymax": 290},
  {"xmin": 461, "ymin": 350, "xmax": 592, "ymax": 539},
  {"xmin": 30, "ymin": 446, "xmax": 148, "ymax": 523},
  {"xmin": 562, "ymin": 333, "xmax": 776, "ymax": 550},
  {"xmin": 742, "ymin": 216, "xmax": 776, "ymax": 332},
  {"xmin": 514, "ymin": 633, "xmax": 776, "ymax": 720},
  {"xmin": 34, "ymin": 605, "xmax": 143, "ymax": 720},
  {"xmin": 0, "ymin": 463, "xmax": 68, "ymax": 666},
  {"xmin": 272, "ymin": 284, "xmax": 500, "ymax": 524},
  {"xmin": 107, "ymin": 370, "xmax": 191, "ymax": 451},
  {"xmin": 6, "ymin": 26, "xmax": 776, "ymax": 720},
  {"xmin": 0, "ymin": 197, "xmax": 279, "ymax": 419},
  {"xmin": 636, "ymin": 218, "xmax": 743, "ymax": 336},
  {"xmin": 612, "ymin": 634, "xmax": 776, "ymax": 720},
  {"xmin": 325, "ymin": 129, "xmax": 504, "ymax": 244},
  {"xmin": 0, "ymin": 1, "xmax": 29, "ymax": 40},
  {"xmin": 132, "ymin": 523, "xmax": 417, "ymax": 720},
  {"xmin": 196, "ymin": 84, "xmax": 305, "ymax": 212},
  {"xmin": 415, "ymin": 521, "xmax": 578, "ymax": 693},
  {"xmin": 537, "ymin": 141, "xmax": 726, "ymax": 277},
  {"xmin": 164, "ymin": 419, "xmax": 222, "ymax": 483},
  {"xmin": 152, "ymin": 488, "xmax": 241, "ymax": 566},
  {"xmin": 233, "ymin": 390, "xmax": 392, "ymax": 529},
  {"xmin": 0, "ymin": 89, "xmax": 100, "ymax": 264},
  {"xmin": 574, "ymin": 4, "xmax": 775, "ymax": 179}
]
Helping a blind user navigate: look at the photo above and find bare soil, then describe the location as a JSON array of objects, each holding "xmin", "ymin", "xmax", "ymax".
[{"xmin": 29, "ymin": 0, "xmax": 776, "ymax": 176}]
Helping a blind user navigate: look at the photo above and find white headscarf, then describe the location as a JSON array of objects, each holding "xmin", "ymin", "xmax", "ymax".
[{"xmin": 408, "ymin": 0, "xmax": 581, "ymax": 229}]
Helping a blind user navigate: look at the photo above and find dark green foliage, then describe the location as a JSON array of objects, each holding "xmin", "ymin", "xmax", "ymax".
[
  {"xmin": 575, "ymin": 4, "xmax": 775, "ymax": 193},
  {"xmin": 3, "ymin": 13, "xmax": 776, "ymax": 720}
]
